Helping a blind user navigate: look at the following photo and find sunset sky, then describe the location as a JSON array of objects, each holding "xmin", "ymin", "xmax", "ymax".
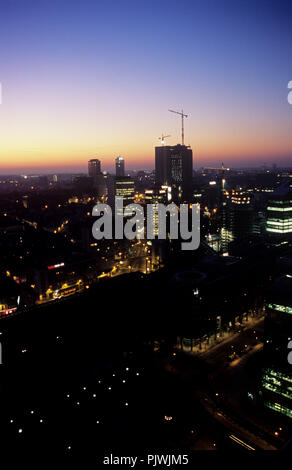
[{"xmin": 0, "ymin": 0, "xmax": 292, "ymax": 174}]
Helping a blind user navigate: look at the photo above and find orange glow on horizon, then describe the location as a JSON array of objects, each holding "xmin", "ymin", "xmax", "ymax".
[
  {"xmin": 1, "ymin": 98, "xmax": 292, "ymax": 172},
  {"xmin": 1, "ymin": 137, "xmax": 292, "ymax": 173}
]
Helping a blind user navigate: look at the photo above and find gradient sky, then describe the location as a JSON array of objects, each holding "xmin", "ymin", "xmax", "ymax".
[{"xmin": 0, "ymin": 0, "xmax": 292, "ymax": 173}]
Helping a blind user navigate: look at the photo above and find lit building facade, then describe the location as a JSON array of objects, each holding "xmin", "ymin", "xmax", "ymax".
[
  {"xmin": 145, "ymin": 187, "xmax": 168, "ymax": 236},
  {"xmin": 155, "ymin": 144, "xmax": 193, "ymax": 203},
  {"xmin": 220, "ymin": 191, "xmax": 254, "ymax": 253},
  {"xmin": 115, "ymin": 156, "xmax": 125, "ymax": 177},
  {"xmin": 88, "ymin": 159, "xmax": 101, "ymax": 178},
  {"xmin": 260, "ymin": 275, "xmax": 292, "ymax": 419},
  {"xmin": 114, "ymin": 176, "xmax": 135, "ymax": 217},
  {"xmin": 266, "ymin": 184, "xmax": 292, "ymax": 237},
  {"xmin": 88, "ymin": 159, "xmax": 108, "ymax": 198}
]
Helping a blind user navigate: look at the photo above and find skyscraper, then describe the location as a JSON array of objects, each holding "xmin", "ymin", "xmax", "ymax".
[
  {"xmin": 114, "ymin": 176, "xmax": 135, "ymax": 217},
  {"xmin": 88, "ymin": 158, "xmax": 101, "ymax": 178},
  {"xmin": 266, "ymin": 182, "xmax": 292, "ymax": 239},
  {"xmin": 155, "ymin": 144, "xmax": 193, "ymax": 203},
  {"xmin": 115, "ymin": 156, "xmax": 125, "ymax": 177},
  {"xmin": 220, "ymin": 191, "xmax": 254, "ymax": 253},
  {"xmin": 260, "ymin": 274, "xmax": 292, "ymax": 419},
  {"xmin": 145, "ymin": 187, "xmax": 168, "ymax": 236},
  {"xmin": 88, "ymin": 158, "xmax": 107, "ymax": 198}
]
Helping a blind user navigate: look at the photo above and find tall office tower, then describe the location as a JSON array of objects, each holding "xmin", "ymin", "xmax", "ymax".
[
  {"xmin": 114, "ymin": 176, "xmax": 135, "ymax": 217},
  {"xmin": 220, "ymin": 191, "xmax": 254, "ymax": 253},
  {"xmin": 260, "ymin": 275, "xmax": 292, "ymax": 419},
  {"xmin": 96, "ymin": 173, "xmax": 108, "ymax": 199},
  {"xmin": 204, "ymin": 180, "xmax": 221, "ymax": 211},
  {"xmin": 155, "ymin": 144, "xmax": 193, "ymax": 203},
  {"xmin": 252, "ymin": 212, "xmax": 266, "ymax": 236},
  {"xmin": 266, "ymin": 182, "xmax": 292, "ymax": 239},
  {"xmin": 145, "ymin": 187, "xmax": 168, "ymax": 236},
  {"xmin": 104, "ymin": 173, "xmax": 115, "ymax": 208},
  {"xmin": 88, "ymin": 158, "xmax": 101, "ymax": 178},
  {"xmin": 115, "ymin": 156, "xmax": 125, "ymax": 177},
  {"xmin": 88, "ymin": 158, "xmax": 107, "ymax": 197}
]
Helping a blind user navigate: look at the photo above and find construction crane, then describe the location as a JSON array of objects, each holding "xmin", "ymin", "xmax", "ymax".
[
  {"xmin": 158, "ymin": 134, "xmax": 171, "ymax": 145},
  {"xmin": 168, "ymin": 109, "xmax": 188, "ymax": 146},
  {"xmin": 203, "ymin": 163, "xmax": 230, "ymax": 173},
  {"xmin": 203, "ymin": 163, "xmax": 230, "ymax": 192}
]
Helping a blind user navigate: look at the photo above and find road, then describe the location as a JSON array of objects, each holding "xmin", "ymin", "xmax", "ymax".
[{"xmin": 162, "ymin": 316, "xmax": 285, "ymax": 451}]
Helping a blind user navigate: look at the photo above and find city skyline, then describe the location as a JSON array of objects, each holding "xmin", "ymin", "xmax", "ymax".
[
  {"xmin": 1, "ymin": 1, "xmax": 292, "ymax": 461},
  {"xmin": 0, "ymin": 0, "xmax": 292, "ymax": 174}
]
